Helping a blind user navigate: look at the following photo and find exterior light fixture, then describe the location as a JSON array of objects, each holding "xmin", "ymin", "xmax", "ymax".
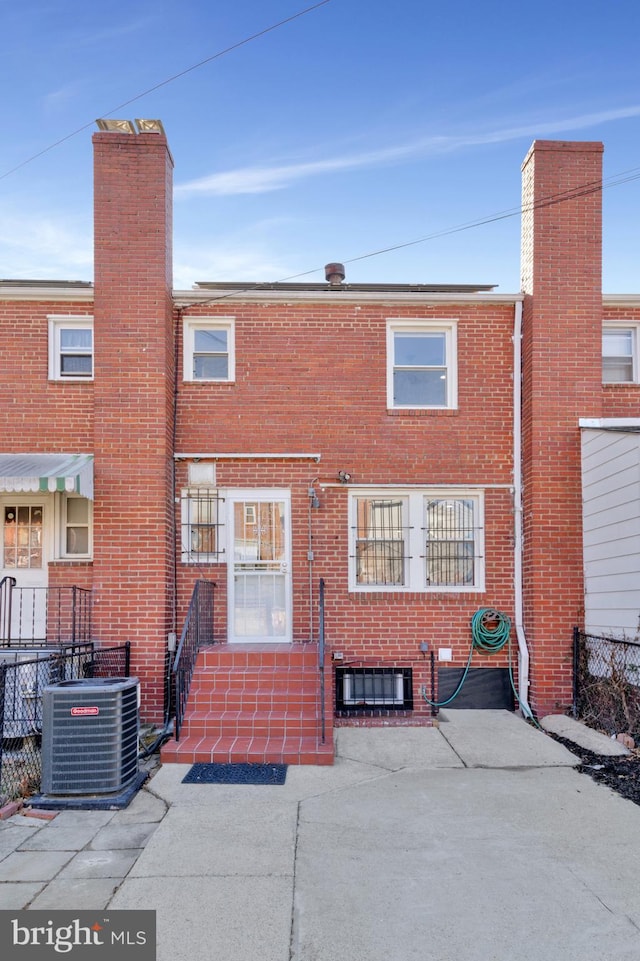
[
  {"xmin": 135, "ymin": 119, "xmax": 165, "ymax": 135},
  {"xmin": 337, "ymin": 470, "xmax": 352, "ymax": 483},
  {"xmin": 95, "ymin": 119, "xmax": 136, "ymax": 134}
]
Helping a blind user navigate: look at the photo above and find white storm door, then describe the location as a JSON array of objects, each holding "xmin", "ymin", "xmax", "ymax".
[
  {"xmin": 228, "ymin": 491, "xmax": 291, "ymax": 643},
  {"xmin": 1, "ymin": 500, "xmax": 49, "ymax": 642}
]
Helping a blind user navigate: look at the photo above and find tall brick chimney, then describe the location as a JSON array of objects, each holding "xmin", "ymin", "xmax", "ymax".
[
  {"xmin": 92, "ymin": 124, "xmax": 175, "ymax": 721},
  {"xmin": 520, "ymin": 140, "xmax": 604, "ymax": 715}
]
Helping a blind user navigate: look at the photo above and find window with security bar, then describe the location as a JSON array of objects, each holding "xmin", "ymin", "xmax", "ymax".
[
  {"xmin": 181, "ymin": 490, "xmax": 224, "ymax": 563},
  {"xmin": 354, "ymin": 497, "xmax": 409, "ymax": 586},
  {"xmin": 336, "ymin": 668, "xmax": 413, "ymax": 712},
  {"xmin": 350, "ymin": 490, "xmax": 484, "ymax": 592},
  {"xmin": 424, "ymin": 498, "xmax": 477, "ymax": 587}
]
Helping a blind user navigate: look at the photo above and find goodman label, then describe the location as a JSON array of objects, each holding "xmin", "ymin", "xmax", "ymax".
[{"xmin": 0, "ymin": 911, "xmax": 156, "ymax": 958}]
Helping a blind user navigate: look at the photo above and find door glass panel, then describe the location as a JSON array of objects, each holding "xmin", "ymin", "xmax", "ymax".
[
  {"xmin": 233, "ymin": 501, "xmax": 285, "ymax": 565},
  {"xmin": 233, "ymin": 572, "xmax": 287, "ymax": 638},
  {"xmin": 230, "ymin": 497, "xmax": 289, "ymax": 642},
  {"xmin": 3, "ymin": 505, "xmax": 43, "ymax": 569}
]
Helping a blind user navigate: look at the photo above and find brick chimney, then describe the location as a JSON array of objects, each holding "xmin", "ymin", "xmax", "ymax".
[
  {"xmin": 92, "ymin": 124, "xmax": 175, "ymax": 721},
  {"xmin": 520, "ymin": 140, "xmax": 604, "ymax": 716}
]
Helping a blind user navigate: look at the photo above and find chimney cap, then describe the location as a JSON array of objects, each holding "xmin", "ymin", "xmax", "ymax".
[
  {"xmin": 325, "ymin": 262, "xmax": 345, "ymax": 285},
  {"xmin": 95, "ymin": 119, "xmax": 136, "ymax": 134},
  {"xmin": 95, "ymin": 118, "xmax": 166, "ymax": 136}
]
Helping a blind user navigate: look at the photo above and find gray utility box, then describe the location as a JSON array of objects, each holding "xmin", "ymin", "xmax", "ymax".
[{"xmin": 41, "ymin": 677, "xmax": 139, "ymax": 796}]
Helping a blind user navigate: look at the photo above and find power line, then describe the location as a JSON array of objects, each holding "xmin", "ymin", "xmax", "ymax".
[
  {"xmin": 182, "ymin": 162, "xmax": 640, "ymax": 308},
  {"xmin": 0, "ymin": 1, "xmax": 332, "ymax": 182}
]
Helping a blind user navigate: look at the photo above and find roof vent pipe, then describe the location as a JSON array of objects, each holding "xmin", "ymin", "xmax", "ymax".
[{"xmin": 325, "ymin": 263, "xmax": 345, "ymax": 286}]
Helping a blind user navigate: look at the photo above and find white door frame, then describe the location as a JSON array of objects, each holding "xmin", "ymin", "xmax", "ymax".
[
  {"xmin": 226, "ymin": 489, "xmax": 292, "ymax": 643},
  {"xmin": 0, "ymin": 496, "xmax": 51, "ymax": 643}
]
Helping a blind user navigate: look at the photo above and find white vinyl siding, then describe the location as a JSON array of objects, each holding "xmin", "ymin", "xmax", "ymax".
[{"xmin": 581, "ymin": 428, "xmax": 640, "ymax": 635}]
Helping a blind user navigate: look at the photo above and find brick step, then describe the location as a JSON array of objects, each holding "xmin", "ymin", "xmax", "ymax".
[
  {"xmin": 188, "ymin": 670, "xmax": 318, "ymax": 694},
  {"xmin": 197, "ymin": 644, "xmax": 319, "ymax": 670},
  {"xmin": 161, "ymin": 734, "xmax": 334, "ymax": 766},
  {"xmin": 181, "ymin": 709, "xmax": 321, "ymax": 739},
  {"xmin": 186, "ymin": 689, "xmax": 319, "ymax": 708},
  {"xmin": 161, "ymin": 641, "xmax": 334, "ymax": 765}
]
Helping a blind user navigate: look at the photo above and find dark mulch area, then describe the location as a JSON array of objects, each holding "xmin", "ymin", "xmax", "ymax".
[{"xmin": 550, "ymin": 733, "xmax": 640, "ymax": 807}]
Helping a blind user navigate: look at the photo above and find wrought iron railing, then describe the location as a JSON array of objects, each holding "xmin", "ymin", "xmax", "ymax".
[
  {"xmin": 0, "ymin": 577, "xmax": 92, "ymax": 647},
  {"xmin": 172, "ymin": 580, "xmax": 215, "ymax": 740},
  {"xmin": 573, "ymin": 627, "xmax": 640, "ymax": 740},
  {"xmin": 318, "ymin": 577, "xmax": 326, "ymax": 744},
  {"xmin": 0, "ymin": 642, "xmax": 131, "ymax": 803}
]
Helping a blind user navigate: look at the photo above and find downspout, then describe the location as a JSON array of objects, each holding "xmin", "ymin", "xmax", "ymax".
[{"xmin": 513, "ymin": 298, "xmax": 533, "ymax": 718}]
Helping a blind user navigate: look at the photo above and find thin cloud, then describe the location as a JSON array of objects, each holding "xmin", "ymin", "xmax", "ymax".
[
  {"xmin": 0, "ymin": 213, "xmax": 92, "ymax": 279},
  {"xmin": 176, "ymin": 105, "xmax": 640, "ymax": 198}
]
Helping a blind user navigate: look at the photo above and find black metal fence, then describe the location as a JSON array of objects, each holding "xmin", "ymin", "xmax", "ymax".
[
  {"xmin": 0, "ymin": 642, "xmax": 130, "ymax": 803},
  {"xmin": 0, "ymin": 577, "xmax": 92, "ymax": 647},
  {"xmin": 172, "ymin": 580, "xmax": 215, "ymax": 740},
  {"xmin": 573, "ymin": 628, "xmax": 640, "ymax": 740}
]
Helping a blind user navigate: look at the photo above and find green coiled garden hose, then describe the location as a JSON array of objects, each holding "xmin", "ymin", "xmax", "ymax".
[{"xmin": 422, "ymin": 608, "xmax": 512, "ymax": 708}]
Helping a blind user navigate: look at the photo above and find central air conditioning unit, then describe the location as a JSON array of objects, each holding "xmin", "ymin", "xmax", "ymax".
[
  {"xmin": 0, "ymin": 648, "xmax": 58, "ymax": 740},
  {"xmin": 41, "ymin": 677, "xmax": 139, "ymax": 796}
]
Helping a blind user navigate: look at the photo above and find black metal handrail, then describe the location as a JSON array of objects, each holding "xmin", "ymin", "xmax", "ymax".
[
  {"xmin": 172, "ymin": 580, "xmax": 215, "ymax": 740},
  {"xmin": 0, "ymin": 581, "xmax": 92, "ymax": 647},
  {"xmin": 318, "ymin": 577, "xmax": 326, "ymax": 744}
]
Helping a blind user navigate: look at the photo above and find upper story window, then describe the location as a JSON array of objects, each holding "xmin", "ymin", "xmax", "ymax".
[
  {"xmin": 48, "ymin": 316, "xmax": 93, "ymax": 380},
  {"xmin": 386, "ymin": 320, "xmax": 457, "ymax": 409},
  {"xmin": 349, "ymin": 488, "xmax": 483, "ymax": 592},
  {"xmin": 602, "ymin": 325, "xmax": 638, "ymax": 384},
  {"xmin": 183, "ymin": 318, "xmax": 235, "ymax": 382}
]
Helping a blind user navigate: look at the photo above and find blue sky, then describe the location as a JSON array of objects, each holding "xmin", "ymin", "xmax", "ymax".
[{"xmin": 2, "ymin": 0, "xmax": 640, "ymax": 291}]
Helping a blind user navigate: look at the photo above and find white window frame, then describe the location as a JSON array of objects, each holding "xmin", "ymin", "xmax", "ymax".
[
  {"xmin": 48, "ymin": 315, "xmax": 94, "ymax": 381},
  {"xmin": 183, "ymin": 317, "xmax": 235, "ymax": 383},
  {"xmin": 180, "ymin": 488, "xmax": 225, "ymax": 564},
  {"xmin": 386, "ymin": 319, "xmax": 457, "ymax": 410},
  {"xmin": 348, "ymin": 488, "xmax": 484, "ymax": 593},
  {"xmin": 602, "ymin": 323, "xmax": 639, "ymax": 384},
  {"xmin": 55, "ymin": 494, "xmax": 93, "ymax": 560}
]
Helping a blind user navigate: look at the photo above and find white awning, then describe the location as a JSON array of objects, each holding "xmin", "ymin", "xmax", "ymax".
[{"xmin": 0, "ymin": 454, "xmax": 94, "ymax": 500}]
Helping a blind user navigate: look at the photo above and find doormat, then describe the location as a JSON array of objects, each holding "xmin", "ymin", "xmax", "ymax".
[{"xmin": 182, "ymin": 763, "xmax": 287, "ymax": 785}]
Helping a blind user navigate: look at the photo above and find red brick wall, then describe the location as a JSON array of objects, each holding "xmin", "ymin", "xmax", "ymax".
[
  {"xmin": 0, "ymin": 298, "xmax": 94, "ymax": 449},
  {"xmin": 521, "ymin": 140, "xmax": 604, "ymax": 715},
  {"xmin": 92, "ymin": 130, "xmax": 175, "ymax": 720},
  {"xmin": 174, "ymin": 298, "xmax": 518, "ymax": 711}
]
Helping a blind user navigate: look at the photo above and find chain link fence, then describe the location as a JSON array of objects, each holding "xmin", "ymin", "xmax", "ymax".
[
  {"xmin": 573, "ymin": 628, "xmax": 640, "ymax": 741},
  {"xmin": 0, "ymin": 642, "xmax": 130, "ymax": 804}
]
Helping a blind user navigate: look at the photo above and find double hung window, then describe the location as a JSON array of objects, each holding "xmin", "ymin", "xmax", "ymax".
[
  {"xmin": 602, "ymin": 326, "xmax": 638, "ymax": 383},
  {"xmin": 183, "ymin": 318, "xmax": 235, "ymax": 382},
  {"xmin": 387, "ymin": 320, "xmax": 457, "ymax": 409},
  {"xmin": 48, "ymin": 316, "xmax": 93, "ymax": 380}
]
